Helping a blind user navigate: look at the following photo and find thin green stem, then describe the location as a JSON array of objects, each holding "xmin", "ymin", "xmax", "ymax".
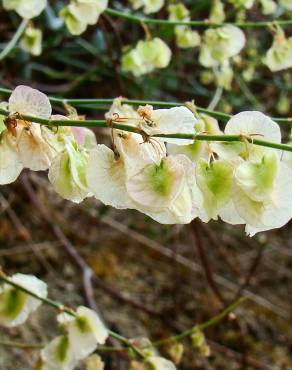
[
  {"xmin": 1, "ymin": 87, "xmax": 291, "ymax": 124},
  {"xmin": 0, "ymin": 19, "xmax": 28, "ymax": 61},
  {"xmin": 0, "ymin": 272, "xmax": 145, "ymax": 359},
  {"xmin": 1, "ymin": 107, "xmax": 292, "ymax": 152},
  {"xmin": 152, "ymin": 296, "xmax": 249, "ymax": 346},
  {"xmin": 0, "ymin": 340, "xmax": 44, "ymax": 349},
  {"xmin": 105, "ymin": 7, "xmax": 292, "ymax": 28}
]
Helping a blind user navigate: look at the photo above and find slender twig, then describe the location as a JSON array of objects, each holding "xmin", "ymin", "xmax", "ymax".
[
  {"xmin": 0, "ymin": 107, "xmax": 292, "ymax": 152},
  {"xmin": 105, "ymin": 8, "xmax": 292, "ymax": 28},
  {"xmin": 0, "ymin": 87, "xmax": 291, "ymax": 124},
  {"xmin": 152, "ymin": 295, "xmax": 249, "ymax": 346},
  {"xmin": 0, "ymin": 20, "xmax": 28, "ymax": 61}
]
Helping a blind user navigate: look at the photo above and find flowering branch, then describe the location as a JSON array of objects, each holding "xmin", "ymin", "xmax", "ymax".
[
  {"xmin": 0, "ymin": 270, "xmax": 146, "ymax": 359},
  {"xmin": 0, "ymin": 106, "xmax": 292, "ymax": 152},
  {"xmin": 0, "ymin": 19, "xmax": 28, "ymax": 61},
  {"xmin": 1, "ymin": 87, "xmax": 291, "ymax": 124},
  {"xmin": 105, "ymin": 7, "xmax": 292, "ymax": 29}
]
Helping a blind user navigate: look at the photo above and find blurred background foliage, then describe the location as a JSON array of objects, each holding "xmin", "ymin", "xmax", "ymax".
[{"xmin": 0, "ymin": 1, "xmax": 292, "ymax": 370}]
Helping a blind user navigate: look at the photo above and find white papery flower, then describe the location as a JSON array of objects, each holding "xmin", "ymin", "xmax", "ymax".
[
  {"xmin": 0, "ymin": 131, "xmax": 23, "ymax": 184},
  {"xmin": 17, "ymin": 124, "xmax": 56, "ymax": 171},
  {"xmin": 0, "ymin": 273, "xmax": 47, "ymax": 327},
  {"xmin": 211, "ymin": 111, "xmax": 281, "ymax": 161},
  {"xmin": 105, "ymin": 97, "xmax": 140, "ymax": 124},
  {"xmin": 199, "ymin": 25, "xmax": 245, "ymax": 67},
  {"xmin": 130, "ymin": 0, "xmax": 164, "ymax": 14},
  {"xmin": 20, "ymin": 26, "xmax": 42, "ymax": 56},
  {"xmin": 263, "ymin": 28, "xmax": 292, "ymax": 72},
  {"xmin": 41, "ymin": 335, "xmax": 77, "ymax": 370},
  {"xmin": 127, "ymin": 155, "xmax": 196, "ymax": 224},
  {"xmin": 2, "ymin": 0, "xmax": 47, "ymax": 19},
  {"xmin": 48, "ymin": 141, "xmax": 90, "ymax": 203},
  {"xmin": 137, "ymin": 105, "xmax": 196, "ymax": 145},
  {"xmin": 195, "ymin": 159, "xmax": 234, "ymax": 220},
  {"xmin": 87, "ymin": 144, "xmax": 133, "ymax": 209},
  {"xmin": 66, "ymin": 306, "xmax": 108, "ymax": 360},
  {"xmin": 9, "ymin": 85, "xmax": 52, "ymax": 119},
  {"xmin": 60, "ymin": 0, "xmax": 108, "ymax": 35},
  {"xmin": 233, "ymin": 155, "xmax": 292, "ymax": 235},
  {"xmin": 145, "ymin": 356, "xmax": 177, "ymax": 370}
]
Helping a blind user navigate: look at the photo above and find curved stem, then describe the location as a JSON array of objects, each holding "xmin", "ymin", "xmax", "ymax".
[
  {"xmin": 152, "ymin": 296, "xmax": 249, "ymax": 346},
  {"xmin": 0, "ymin": 88, "xmax": 291, "ymax": 124},
  {"xmin": 105, "ymin": 7, "xmax": 292, "ymax": 28},
  {"xmin": 0, "ymin": 107, "xmax": 292, "ymax": 152},
  {"xmin": 0, "ymin": 271, "xmax": 145, "ymax": 359},
  {"xmin": 0, "ymin": 19, "xmax": 28, "ymax": 61},
  {"xmin": 207, "ymin": 86, "xmax": 223, "ymax": 111}
]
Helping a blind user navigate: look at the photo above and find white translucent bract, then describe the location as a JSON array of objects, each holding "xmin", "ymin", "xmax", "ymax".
[
  {"xmin": 67, "ymin": 306, "xmax": 108, "ymax": 360},
  {"xmin": 0, "ymin": 273, "xmax": 47, "ymax": 327}
]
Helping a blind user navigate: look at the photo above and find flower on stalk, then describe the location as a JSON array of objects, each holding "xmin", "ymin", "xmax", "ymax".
[
  {"xmin": 20, "ymin": 26, "xmax": 42, "ymax": 56},
  {"xmin": 129, "ymin": 0, "xmax": 164, "ymax": 14}
]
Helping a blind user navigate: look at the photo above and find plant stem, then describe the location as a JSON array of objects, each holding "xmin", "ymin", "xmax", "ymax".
[
  {"xmin": 105, "ymin": 7, "xmax": 292, "ymax": 28},
  {"xmin": 0, "ymin": 87, "xmax": 291, "ymax": 124},
  {"xmin": 0, "ymin": 271, "xmax": 145, "ymax": 359},
  {"xmin": 152, "ymin": 296, "xmax": 249, "ymax": 346},
  {"xmin": 1, "ymin": 107, "xmax": 292, "ymax": 152},
  {"xmin": 0, "ymin": 19, "xmax": 28, "ymax": 61}
]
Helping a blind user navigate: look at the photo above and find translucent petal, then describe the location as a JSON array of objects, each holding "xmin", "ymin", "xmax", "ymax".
[
  {"xmin": 41, "ymin": 335, "xmax": 77, "ymax": 370},
  {"xmin": 17, "ymin": 124, "xmax": 56, "ymax": 171},
  {"xmin": 0, "ymin": 273, "xmax": 47, "ymax": 327},
  {"xmin": 0, "ymin": 131, "xmax": 23, "ymax": 185},
  {"xmin": 139, "ymin": 106, "xmax": 196, "ymax": 145},
  {"xmin": 127, "ymin": 155, "xmax": 185, "ymax": 210},
  {"xmin": 87, "ymin": 145, "xmax": 132, "ymax": 209},
  {"xmin": 67, "ymin": 306, "xmax": 108, "ymax": 361},
  {"xmin": 9, "ymin": 85, "xmax": 52, "ymax": 119}
]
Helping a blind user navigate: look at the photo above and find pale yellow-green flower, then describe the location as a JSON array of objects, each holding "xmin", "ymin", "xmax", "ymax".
[
  {"xmin": 122, "ymin": 38, "xmax": 172, "ymax": 76},
  {"xmin": 263, "ymin": 28, "xmax": 292, "ymax": 72},
  {"xmin": 20, "ymin": 26, "xmax": 42, "ymax": 56},
  {"xmin": 2, "ymin": 0, "xmax": 47, "ymax": 19},
  {"xmin": 60, "ymin": 0, "xmax": 108, "ymax": 35},
  {"xmin": 199, "ymin": 25, "xmax": 246, "ymax": 67},
  {"xmin": 259, "ymin": 0, "xmax": 277, "ymax": 14},
  {"xmin": 48, "ymin": 141, "xmax": 91, "ymax": 203},
  {"xmin": 175, "ymin": 26, "xmax": 201, "ymax": 49},
  {"xmin": 209, "ymin": 0, "xmax": 225, "ymax": 24},
  {"xmin": 40, "ymin": 335, "xmax": 77, "ymax": 370},
  {"xmin": 145, "ymin": 356, "xmax": 177, "ymax": 370}
]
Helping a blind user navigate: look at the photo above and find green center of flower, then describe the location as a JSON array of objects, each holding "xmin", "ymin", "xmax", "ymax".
[
  {"xmin": 55, "ymin": 336, "xmax": 70, "ymax": 363},
  {"xmin": 0, "ymin": 288, "xmax": 26, "ymax": 320},
  {"xmin": 148, "ymin": 160, "xmax": 171, "ymax": 197}
]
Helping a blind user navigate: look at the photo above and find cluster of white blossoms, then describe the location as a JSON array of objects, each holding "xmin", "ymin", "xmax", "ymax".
[
  {"xmin": 1, "ymin": 86, "xmax": 292, "ymax": 236},
  {"xmin": 0, "ymin": 272, "xmax": 178, "ymax": 370}
]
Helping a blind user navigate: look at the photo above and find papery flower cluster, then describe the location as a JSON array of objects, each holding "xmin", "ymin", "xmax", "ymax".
[
  {"xmin": 1, "ymin": 85, "xmax": 292, "ymax": 236},
  {"xmin": 0, "ymin": 272, "xmax": 177, "ymax": 370}
]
